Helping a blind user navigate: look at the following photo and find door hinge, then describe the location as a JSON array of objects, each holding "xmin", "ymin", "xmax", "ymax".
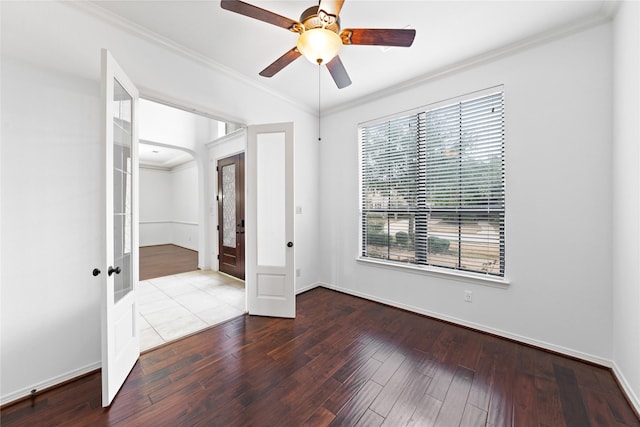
[
  {"xmin": 216, "ymin": 195, "xmax": 219, "ymax": 201},
  {"xmin": 216, "ymin": 166, "xmax": 219, "ymax": 172},
  {"xmin": 217, "ymin": 254, "xmax": 220, "ymax": 260},
  {"xmin": 217, "ymin": 225, "xmax": 219, "ymax": 231}
]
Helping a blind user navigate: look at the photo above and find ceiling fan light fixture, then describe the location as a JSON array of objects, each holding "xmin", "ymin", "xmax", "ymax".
[{"xmin": 296, "ymin": 28, "xmax": 342, "ymax": 65}]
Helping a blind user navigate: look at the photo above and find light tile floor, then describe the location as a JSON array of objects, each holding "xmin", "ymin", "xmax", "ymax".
[{"xmin": 138, "ymin": 270, "xmax": 245, "ymax": 351}]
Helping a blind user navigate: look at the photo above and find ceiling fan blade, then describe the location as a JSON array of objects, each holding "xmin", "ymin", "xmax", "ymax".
[
  {"xmin": 341, "ymin": 28, "xmax": 416, "ymax": 47},
  {"xmin": 221, "ymin": 0, "xmax": 299, "ymax": 30},
  {"xmin": 326, "ymin": 55, "xmax": 352, "ymax": 89},
  {"xmin": 259, "ymin": 48, "xmax": 302, "ymax": 78},
  {"xmin": 318, "ymin": 0, "xmax": 345, "ymax": 17}
]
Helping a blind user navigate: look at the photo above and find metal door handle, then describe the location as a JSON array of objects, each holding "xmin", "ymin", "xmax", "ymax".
[
  {"xmin": 287, "ymin": 242, "xmax": 293, "ymax": 248},
  {"xmin": 108, "ymin": 266, "xmax": 121, "ymax": 276},
  {"xmin": 92, "ymin": 268, "xmax": 101, "ymax": 277}
]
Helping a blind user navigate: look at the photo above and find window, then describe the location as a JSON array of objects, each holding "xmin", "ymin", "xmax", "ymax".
[{"xmin": 359, "ymin": 89, "xmax": 505, "ymax": 277}]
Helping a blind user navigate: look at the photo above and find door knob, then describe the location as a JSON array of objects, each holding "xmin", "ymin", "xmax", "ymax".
[
  {"xmin": 108, "ymin": 266, "xmax": 121, "ymax": 276},
  {"xmin": 287, "ymin": 242, "xmax": 293, "ymax": 248},
  {"xmin": 92, "ymin": 268, "xmax": 101, "ymax": 277}
]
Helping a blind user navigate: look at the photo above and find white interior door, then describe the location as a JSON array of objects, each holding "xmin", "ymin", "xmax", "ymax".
[
  {"xmin": 246, "ymin": 123, "xmax": 295, "ymax": 318},
  {"xmin": 100, "ymin": 49, "xmax": 140, "ymax": 407}
]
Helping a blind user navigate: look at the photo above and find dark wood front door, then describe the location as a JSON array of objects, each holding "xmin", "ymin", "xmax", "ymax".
[{"xmin": 217, "ymin": 153, "xmax": 245, "ymax": 280}]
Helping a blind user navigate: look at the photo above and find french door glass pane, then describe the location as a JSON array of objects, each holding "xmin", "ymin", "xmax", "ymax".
[
  {"xmin": 256, "ymin": 132, "xmax": 286, "ymax": 267},
  {"xmin": 113, "ymin": 78, "xmax": 132, "ymax": 303}
]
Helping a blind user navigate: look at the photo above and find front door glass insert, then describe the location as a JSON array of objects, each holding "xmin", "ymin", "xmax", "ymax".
[{"xmin": 222, "ymin": 164, "xmax": 237, "ymax": 248}]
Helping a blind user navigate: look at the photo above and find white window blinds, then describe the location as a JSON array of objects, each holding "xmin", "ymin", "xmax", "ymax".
[{"xmin": 360, "ymin": 90, "xmax": 505, "ymax": 277}]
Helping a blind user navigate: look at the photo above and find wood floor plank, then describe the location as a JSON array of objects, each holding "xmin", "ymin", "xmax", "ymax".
[
  {"xmin": 290, "ymin": 377, "xmax": 343, "ymax": 425},
  {"xmin": 139, "ymin": 244, "xmax": 198, "ymax": 280},
  {"xmin": 355, "ymin": 409, "xmax": 385, "ymax": 427},
  {"xmin": 583, "ymin": 388, "xmax": 618, "ymax": 426},
  {"xmin": 486, "ymin": 338, "xmax": 517, "ymax": 427},
  {"xmin": 433, "ymin": 365, "xmax": 475, "ymax": 427},
  {"xmin": 460, "ymin": 403, "xmax": 488, "ymax": 427},
  {"xmin": 466, "ymin": 340, "xmax": 498, "ymax": 411},
  {"xmin": 2, "ymin": 288, "xmax": 638, "ymax": 427},
  {"xmin": 424, "ymin": 335, "xmax": 465, "ymax": 401},
  {"xmin": 303, "ymin": 406, "xmax": 336, "ymax": 427},
  {"xmin": 407, "ymin": 392, "xmax": 444, "ymax": 426},
  {"xmin": 380, "ymin": 367, "xmax": 432, "ymax": 427},
  {"xmin": 456, "ymin": 329, "xmax": 483, "ymax": 371},
  {"xmin": 532, "ymin": 346, "xmax": 557, "ymax": 382},
  {"xmin": 329, "ymin": 380, "xmax": 383, "ymax": 426},
  {"xmin": 331, "ymin": 335, "xmax": 383, "ymax": 384},
  {"xmin": 370, "ymin": 351, "xmax": 406, "ymax": 386},
  {"xmin": 553, "ymin": 363, "xmax": 592, "ymax": 427},
  {"xmin": 535, "ymin": 376, "xmax": 566, "ymax": 427},
  {"xmin": 512, "ymin": 372, "xmax": 539, "ymax": 427},
  {"xmin": 370, "ymin": 351, "xmax": 425, "ymax": 417},
  {"xmin": 324, "ymin": 357, "xmax": 383, "ymax": 414}
]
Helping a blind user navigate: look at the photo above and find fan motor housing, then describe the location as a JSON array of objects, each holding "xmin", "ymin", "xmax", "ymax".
[{"xmin": 299, "ymin": 6, "xmax": 340, "ymax": 33}]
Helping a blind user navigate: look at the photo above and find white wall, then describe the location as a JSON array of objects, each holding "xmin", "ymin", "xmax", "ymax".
[
  {"xmin": 139, "ymin": 99, "xmax": 220, "ymax": 152},
  {"xmin": 320, "ymin": 23, "xmax": 613, "ymax": 363},
  {"xmin": 0, "ymin": 1, "xmax": 320, "ymax": 404},
  {"xmin": 1, "ymin": 56, "xmax": 103, "ymax": 403},
  {"xmin": 611, "ymin": 1, "xmax": 640, "ymax": 412},
  {"xmin": 171, "ymin": 161, "xmax": 199, "ymax": 251},
  {"xmin": 139, "ymin": 168, "xmax": 173, "ymax": 246},
  {"xmin": 139, "ymin": 162, "xmax": 199, "ymax": 251}
]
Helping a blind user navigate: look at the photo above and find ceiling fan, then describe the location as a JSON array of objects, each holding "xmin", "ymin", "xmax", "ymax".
[{"xmin": 220, "ymin": 0, "xmax": 416, "ymax": 89}]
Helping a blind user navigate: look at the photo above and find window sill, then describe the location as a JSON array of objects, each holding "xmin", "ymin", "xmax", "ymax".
[{"xmin": 356, "ymin": 257, "xmax": 510, "ymax": 288}]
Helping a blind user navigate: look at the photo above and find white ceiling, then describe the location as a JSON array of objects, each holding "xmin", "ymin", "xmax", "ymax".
[
  {"xmin": 139, "ymin": 142, "xmax": 195, "ymax": 169},
  {"xmin": 89, "ymin": 0, "xmax": 613, "ymax": 112}
]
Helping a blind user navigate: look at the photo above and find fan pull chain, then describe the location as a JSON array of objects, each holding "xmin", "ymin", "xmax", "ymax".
[{"xmin": 318, "ymin": 64, "xmax": 321, "ymax": 142}]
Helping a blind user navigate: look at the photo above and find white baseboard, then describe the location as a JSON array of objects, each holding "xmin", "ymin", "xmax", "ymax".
[
  {"xmin": 296, "ymin": 281, "xmax": 322, "ymax": 295},
  {"xmin": 612, "ymin": 361, "xmax": 640, "ymax": 417},
  {"xmin": 1, "ymin": 361, "xmax": 101, "ymax": 406}
]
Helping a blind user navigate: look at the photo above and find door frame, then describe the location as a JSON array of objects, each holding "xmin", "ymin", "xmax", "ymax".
[{"xmin": 207, "ymin": 129, "xmax": 247, "ymax": 272}]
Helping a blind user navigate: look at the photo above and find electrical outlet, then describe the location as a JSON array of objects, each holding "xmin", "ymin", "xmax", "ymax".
[{"xmin": 464, "ymin": 290, "xmax": 473, "ymax": 302}]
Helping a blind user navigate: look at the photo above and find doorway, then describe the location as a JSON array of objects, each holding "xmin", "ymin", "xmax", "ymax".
[
  {"xmin": 136, "ymin": 99, "xmax": 246, "ymax": 352},
  {"xmin": 217, "ymin": 153, "xmax": 245, "ymax": 280}
]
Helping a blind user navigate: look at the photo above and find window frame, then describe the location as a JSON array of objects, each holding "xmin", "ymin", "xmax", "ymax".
[{"xmin": 358, "ymin": 86, "xmax": 507, "ymax": 284}]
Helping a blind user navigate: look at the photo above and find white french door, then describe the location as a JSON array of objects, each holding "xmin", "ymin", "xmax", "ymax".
[
  {"xmin": 246, "ymin": 123, "xmax": 295, "ymax": 318},
  {"xmin": 100, "ymin": 49, "xmax": 140, "ymax": 407}
]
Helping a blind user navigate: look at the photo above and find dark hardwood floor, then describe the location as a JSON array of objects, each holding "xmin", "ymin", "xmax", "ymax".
[
  {"xmin": 139, "ymin": 244, "xmax": 199, "ymax": 280},
  {"xmin": 2, "ymin": 288, "xmax": 638, "ymax": 426}
]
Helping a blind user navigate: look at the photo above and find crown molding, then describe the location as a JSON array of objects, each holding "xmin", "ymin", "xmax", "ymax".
[{"xmin": 64, "ymin": 1, "xmax": 316, "ymax": 116}]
